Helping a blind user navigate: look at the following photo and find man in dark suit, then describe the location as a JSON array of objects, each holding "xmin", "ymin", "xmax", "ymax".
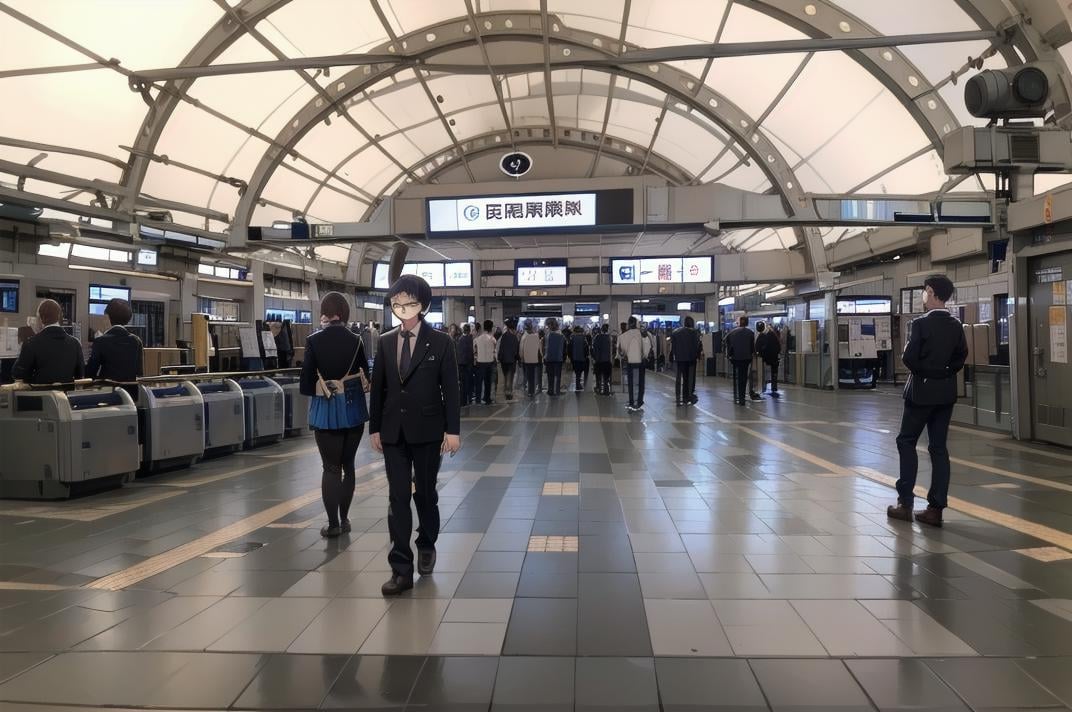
[
  {"xmin": 755, "ymin": 321, "xmax": 781, "ymax": 398},
  {"xmin": 370, "ymin": 275, "xmax": 461, "ymax": 596},
  {"xmin": 456, "ymin": 323, "xmax": 474, "ymax": 406},
  {"xmin": 87, "ymin": 298, "xmax": 143, "ymax": 382},
  {"xmin": 724, "ymin": 316, "xmax": 755, "ymax": 405},
  {"xmin": 671, "ymin": 316, "xmax": 702, "ymax": 406},
  {"xmin": 888, "ymin": 275, "xmax": 968, "ymax": 528},
  {"xmin": 13, "ymin": 299, "xmax": 83, "ymax": 385}
]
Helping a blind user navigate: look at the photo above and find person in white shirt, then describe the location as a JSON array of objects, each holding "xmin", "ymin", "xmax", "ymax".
[
  {"xmin": 618, "ymin": 316, "xmax": 652, "ymax": 411},
  {"xmin": 474, "ymin": 319, "xmax": 497, "ymax": 405},
  {"xmin": 519, "ymin": 320, "xmax": 542, "ymax": 398}
]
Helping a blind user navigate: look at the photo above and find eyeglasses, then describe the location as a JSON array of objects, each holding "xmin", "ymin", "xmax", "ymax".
[{"xmin": 391, "ymin": 301, "xmax": 421, "ymax": 312}]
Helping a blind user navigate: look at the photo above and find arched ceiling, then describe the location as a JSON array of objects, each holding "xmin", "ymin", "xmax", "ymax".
[{"xmin": 0, "ymin": 0, "xmax": 1067, "ymax": 266}]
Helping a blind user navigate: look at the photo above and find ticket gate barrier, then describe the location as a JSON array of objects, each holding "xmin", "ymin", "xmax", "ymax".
[
  {"xmin": 237, "ymin": 376, "xmax": 285, "ymax": 449},
  {"xmin": 137, "ymin": 381, "xmax": 206, "ymax": 473},
  {"xmin": 195, "ymin": 379, "xmax": 245, "ymax": 457},
  {"xmin": 268, "ymin": 373, "xmax": 309, "ymax": 437},
  {"xmin": 0, "ymin": 386, "xmax": 140, "ymax": 499}
]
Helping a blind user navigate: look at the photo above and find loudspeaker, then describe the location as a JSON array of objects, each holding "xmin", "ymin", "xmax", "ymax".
[{"xmin": 388, "ymin": 243, "xmax": 409, "ymax": 283}]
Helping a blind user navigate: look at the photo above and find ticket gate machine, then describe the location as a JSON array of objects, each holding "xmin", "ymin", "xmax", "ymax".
[
  {"xmin": 137, "ymin": 381, "xmax": 205, "ymax": 473},
  {"xmin": 268, "ymin": 374, "xmax": 309, "ymax": 436},
  {"xmin": 0, "ymin": 387, "xmax": 140, "ymax": 499},
  {"xmin": 237, "ymin": 376, "xmax": 285, "ymax": 449},
  {"xmin": 195, "ymin": 379, "xmax": 245, "ymax": 457}
]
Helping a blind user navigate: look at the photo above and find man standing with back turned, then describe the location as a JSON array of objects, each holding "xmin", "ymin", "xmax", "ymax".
[
  {"xmin": 671, "ymin": 316, "xmax": 701, "ymax": 406},
  {"xmin": 724, "ymin": 316, "xmax": 755, "ymax": 406},
  {"xmin": 887, "ymin": 275, "xmax": 968, "ymax": 528},
  {"xmin": 370, "ymin": 275, "xmax": 461, "ymax": 596}
]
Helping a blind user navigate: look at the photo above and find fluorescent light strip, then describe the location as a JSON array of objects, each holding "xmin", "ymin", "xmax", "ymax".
[{"xmin": 67, "ymin": 265, "xmax": 177, "ymax": 281}]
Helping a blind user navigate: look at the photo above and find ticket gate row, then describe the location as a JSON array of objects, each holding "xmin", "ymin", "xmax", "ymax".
[{"xmin": 0, "ymin": 371, "xmax": 309, "ymax": 499}]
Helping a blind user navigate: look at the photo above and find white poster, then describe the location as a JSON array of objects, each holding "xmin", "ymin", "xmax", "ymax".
[
  {"xmin": 239, "ymin": 327, "xmax": 260, "ymax": 357},
  {"xmin": 260, "ymin": 331, "xmax": 278, "ymax": 358},
  {"xmin": 874, "ymin": 316, "xmax": 892, "ymax": 351},
  {"xmin": 0, "ymin": 327, "xmax": 19, "ymax": 358},
  {"xmin": 848, "ymin": 317, "xmax": 863, "ymax": 340},
  {"xmin": 1051, "ymin": 306, "xmax": 1068, "ymax": 364}
]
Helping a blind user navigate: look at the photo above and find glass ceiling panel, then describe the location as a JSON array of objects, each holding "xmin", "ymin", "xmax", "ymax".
[
  {"xmin": 853, "ymin": 150, "xmax": 947, "ymax": 195},
  {"xmin": 382, "ymin": 0, "xmax": 467, "ymax": 36},
  {"xmin": 260, "ymin": 167, "xmax": 322, "ymax": 215},
  {"xmin": 653, "ymin": 111, "xmax": 729, "ymax": 176},
  {"xmin": 720, "ymin": 160, "xmax": 771, "ymax": 194},
  {"xmin": 549, "ymin": 0, "xmax": 625, "ymax": 37},
  {"xmin": 156, "ymin": 102, "xmax": 268, "ymax": 176},
  {"xmin": 0, "ymin": 13, "xmax": 86, "ymax": 72},
  {"xmin": 425, "ymin": 73, "xmax": 501, "ymax": 117},
  {"xmin": 0, "ymin": 145, "xmax": 123, "ymax": 185},
  {"xmin": 306, "ymin": 186, "xmax": 368, "ymax": 223},
  {"xmin": 5, "ymin": 0, "xmax": 217, "ymax": 70},
  {"xmin": 576, "ymin": 95, "xmax": 610, "ymax": 126},
  {"xmin": 289, "ymin": 115, "xmax": 368, "ymax": 168},
  {"xmin": 607, "ymin": 98, "xmax": 662, "ymax": 145},
  {"xmin": 314, "ymin": 244, "xmax": 352, "ymax": 264},
  {"xmin": 141, "ymin": 163, "xmax": 220, "ymax": 218},
  {"xmin": 706, "ymin": 53, "xmax": 811, "ymax": 122},
  {"xmin": 333, "ymin": 150, "xmax": 395, "ymax": 194},
  {"xmin": 450, "ymin": 104, "xmax": 510, "ymax": 140},
  {"xmin": 257, "ymin": 0, "xmax": 389, "ymax": 56},
  {"xmin": 366, "ymin": 70, "xmax": 440, "ymax": 135},
  {"xmin": 900, "ymin": 40, "xmax": 995, "ymax": 85},
  {"xmin": 833, "ymin": 0, "xmax": 979, "ymax": 35},
  {"xmin": 625, "ymin": 0, "xmax": 728, "ymax": 46}
]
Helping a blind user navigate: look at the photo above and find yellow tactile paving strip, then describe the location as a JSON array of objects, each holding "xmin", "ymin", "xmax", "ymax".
[
  {"xmin": 0, "ymin": 489, "xmax": 186, "ymax": 522},
  {"xmin": 527, "ymin": 536, "xmax": 579, "ymax": 552},
  {"xmin": 542, "ymin": 483, "xmax": 579, "ymax": 496},
  {"xmin": 1015, "ymin": 546, "xmax": 1072, "ymax": 562}
]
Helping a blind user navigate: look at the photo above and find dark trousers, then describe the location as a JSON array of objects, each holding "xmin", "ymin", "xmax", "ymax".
[
  {"xmin": 764, "ymin": 359, "xmax": 779, "ymax": 393},
  {"xmin": 314, "ymin": 426, "xmax": 364, "ymax": 527},
  {"xmin": 626, "ymin": 363, "xmax": 646, "ymax": 407},
  {"xmin": 525, "ymin": 363, "xmax": 539, "ymax": 397},
  {"xmin": 546, "ymin": 361, "xmax": 563, "ymax": 395},
  {"xmin": 895, "ymin": 401, "xmax": 954, "ymax": 510},
  {"xmin": 475, "ymin": 362, "xmax": 494, "ymax": 403},
  {"xmin": 573, "ymin": 360, "xmax": 588, "ymax": 390},
  {"xmin": 384, "ymin": 433, "xmax": 443, "ymax": 579},
  {"xmin": 501, "ymin": 362, "xmax": 516, "ymax": 398},
  {"xmin": 731, "ymin": 360, "xmax": 751, "ymax": 402},
  {"xmin": 459, "ymin": 364, "xmax": 473, "ymax": 405},
  {"xmin": 675, "ymin": 361, "xmax": 696, "ymax": 402},
  {"xmin": 594, "ymin": 361, "xmax": 611, "ymax": 393}
]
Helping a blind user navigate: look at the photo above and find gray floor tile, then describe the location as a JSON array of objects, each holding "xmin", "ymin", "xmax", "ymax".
[
  {"xmin": 634, "ymin": 552, "xmax": 697, "ymax": 574},
  {"xmin": 207, "ymin": 597, "xmax": 330, "ymax": 652},
  {"xmin": 926, "ymin": 658, "xmax": 1063, "ymax": 709},
  {"xmin": 428, "ymin": 622, "xmax": 508, "ymax": 655},
  {"xmin": 282, "ymin": 570, "xmax": 360, "ymax": 597},
  {"xmin": 455, "ymin": 571, "xmax": 521, "ymax": 599},
  {"xmin": 467, "ymin": 551, "xmax": 527, "ymax": 572},
  {"xmin": 321, "ymin": 654, "xmax": 425, "ymax": 709},
  {"xmin": 0, "ymin": 652, "xmax": 51, "ymax": 684},
  {"xmin": 492, "ymin": 656, "xmax": 574, "ymax": 712},
  {"xmin": 502, "ymin": 598, "xmax": 577, "ymax": 656},
  {"xmin": 140, "ymin": 596, "xmax": 272, "ymax": 650},
  {"xmin": 750, "ymin": 659, "xmax": 875, "ymax": 712},
  {"xmin": 1016, "ymin": 657, "xmax": 1072, "ymax": 708},
  {"xmin": 74, "ymin": 595, "xmax": 221, "ymax": 651},
  {"xmin": 144, "ymin": 651, "xmax": 266, "ymax": 708},
  {"xmin": 638, "ymin": 572, "xmax": 708, "ymax": 599},
  {"xmin": 846, "ymin": 659, "xmax": 970, "ymax": 712},
  {"xmin": 0, "ymin": 606, "xmax": 130, "ymax": 652},
  {"xmin": 232, "ymin": 653, "xmax": 349, "ymax": 709},
  {"xmin": 0, "ymin": 651, "xmax": 192, "ymax": 705},
  {"xmin": 358, "ymin": 598, "xmax": 450, "ymax": 655},
  {"xmin": 517, "ymin": 570, "xmax": 578, "ymax": 597},
  {"xmin": 444, "ymin": 599, "xmax": 514, "ymax": 624},
  {"xmin": 575, "ymin": 657, "xmax": 659, "ymax": 712},
  {"xmin": 578, "ymin": 573, "xmax": 651, "ymax": 656},
  {"xmin": 791, "ymin": 600, "xmax": 915, "ymax": 656},
  {"xmin": 644, "ymin": 599, "xmax": 733, "ymax": 656},
  {"xmin": 287, "ymin": 598, "xmax": 392, "ymax": 654},
  {"xmin": 408, "ymin": 656, "xmax": 499, "ymax": 711},
  {"xmin": 655, "ymin": 658, "xmax": 769, "ymax": 712}
]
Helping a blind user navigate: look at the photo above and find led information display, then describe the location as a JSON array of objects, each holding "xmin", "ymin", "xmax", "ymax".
[
  {"xmin": 515, "ymin": 259, "xmax": 568, "ymax": 288},
  {"xmin": 373, "ymin": 261, "xmax": 472, "ymax": 289},
  {"xmin": 611, "ymin": 257, "xmax": 712, "ymax": 284},
  {"xmin": 429, "ymin": 193, "xmax": 596, "ymax": 233}
]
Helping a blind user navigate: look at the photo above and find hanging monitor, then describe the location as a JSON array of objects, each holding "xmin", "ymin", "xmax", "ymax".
[{"xmin": 515, "ymin": 259, "xmax": 568, "ymax": 288}]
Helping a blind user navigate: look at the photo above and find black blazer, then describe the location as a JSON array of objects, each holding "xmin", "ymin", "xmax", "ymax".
[
  {"xmin": 670, "ymin": 326, "xmax": 701, "ymax": 362},
  {"xmin": 756, "ymin": 331, "xmax": 781, "ymax": 365},
  {"xmin": 12, "ymin": 326, "xmax": 84, "ymax": 385},
  {"xmin": 87, "ymin": 326, "xmax": 144, "ymax": 382},
  {"xmin": 299, "ymin": 324, "xmax": 369, "ymax": 396},
  {"xmin": 724, "ymin": 326, "xmax": 755, "ymax": 362},
  {"xmin": 902, "ymin": 310, "xmax": 969, "ymax": 406},
  {"xmin": 369, "ymin": 321, "xmax": 460, "ymax": 444}
]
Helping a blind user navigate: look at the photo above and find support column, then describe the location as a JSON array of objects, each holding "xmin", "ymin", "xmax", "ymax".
[{"xmin": 1008, "ymin": 170, "xmax": 1035, "ymax": 440}]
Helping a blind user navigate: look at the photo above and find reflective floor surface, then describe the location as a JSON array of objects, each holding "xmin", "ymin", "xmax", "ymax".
[{"xmin": 1, "ymin": 372, "xmax": 1071, "ymax": 711}]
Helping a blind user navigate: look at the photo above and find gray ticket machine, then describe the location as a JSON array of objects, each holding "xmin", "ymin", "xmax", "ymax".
[
  {"xmin": 137, "ymin": 381, "xmax": 206, "ymax": 473},
  {"xmin": 269, "ymin": 373, "xmax": 309, "ymax": 437},
  {"xmin": 237, "ymin": 376, "xmax": 285, "ymax": 449},
  {"xmin": 0, "ymin": 387, "xmax": 140, "ymax": 499},
  {"xmin": 195, "ymin": 379, "xmax": 245, "ymax": 457}
]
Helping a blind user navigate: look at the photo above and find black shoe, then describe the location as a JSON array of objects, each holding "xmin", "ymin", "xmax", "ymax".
[
  {"xmin": 320, "ymin": 525, "xmax": 342, "ymax": 538},
  {"xmin": 915, "ymin": 506, "xmax": 943, "ymax": 528},
  {"xmin": 886, "ymin": 503, "xmax": 913, "ymax": 522},
  {"xmin": 750, "ymin": 393, "xmax": 762, "ymax": 401},
  {"xmin": 770, "ymin": 391, "xmax": 781, "ymax": 398},
  {"xmin": 381, "ymin": 575, "xmax": 414, "ymax": 596},
  {"xmin": 689, "ymin": 396, "xmax": 698, "ymax": 405},
  {"xmin": 417, "ymin": 549, "xmax": 437, "ymax": 576},
  {"xmin": 341, "ymin": 520, "xmax": 352, "ymax": 534}
]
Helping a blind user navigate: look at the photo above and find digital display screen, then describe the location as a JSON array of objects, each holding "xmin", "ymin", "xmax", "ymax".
[
  {"xmin": 0, "ymin": 280, "xmax": 18, "ymax": 313},
  {"xmin": 373, "ymin": 261, "xmax": 472, "ymax": 289},
  {"xmin": 575, "ymin": 303, "xmax": 600, "ymax": 315},
  {"xmin": 611, "ymin": 257, "xmax": 713, "ymax": 284},
  {"xmin": 515, "ymin": 259, "xmax": 568, "ymax": 288},
  {"xmin": 837, "ymin": 298, "xmax": 892, "ymax": 315},
  {"xmin": 89, "ymin": 284, "xmax": 130, "ymax": 315},
  {"xmin": 136, "ymin": 249, "xmax": 158, "ymax": 266},
  {"xmin": 426, "ymin": 189, "xmax": 633, "ymax": 236}
]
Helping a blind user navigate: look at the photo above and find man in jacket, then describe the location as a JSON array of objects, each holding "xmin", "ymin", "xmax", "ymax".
[
  {"xmin": 497, "ymin": 319, "xmax": 520, "ymax": 401},
  {"xmin": 474, "ymin": 319, "xmax": 497, "ymax": 405},
  {"xmin": 755, "ymin": 321, "xmax": 781, "ymax": 398},
  {"xmin": 13, "ymin": 299, "xmax": 83, "ymax": 385},
  {"xmin": 592, "ymin": 324, "xmax": 612, "ymax": 395},
  {"xmin": 888, "ymin": 275, "xmax": 968, "ymax": 528},
  {"xmin": 519, "ymin": 320, "xmax": 542, "ymax": 398},
  {"xmin": 671, "ymin": 316, "xmax": 702, "ymax": 406},
  {"xmin": 570, "ymin": 325, "xmax": 589, "ymax": 392},
  {"xmin": 724, "ymin": 316, "xmax": 755, "ymax": 406},
  {"xmin": 456, "ymin": 323, "xmax": 474, "ymax": 406},
  {"xmin": 618, "ymin": 317, "xmax": 652, "ymax": 412},
  {"xmin": 370, "ymin": 275, "xmax": 461, "ymax": 595},
  {"xmin": 543, "ymin": 318, "xmax": 566, "ymax": 396},
  {"xmin": 86, "ymin": 298, "xmax": 143, "ymax": 383}
]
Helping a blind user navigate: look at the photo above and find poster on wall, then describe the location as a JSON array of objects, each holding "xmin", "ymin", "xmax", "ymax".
[
  {"xmin": 1054, "ymin": 282, "xmax": 1068, "ymax": 306},
  {"xmin": 874, "ymin": 316, "xmax": 892, "ymax": 350},
  {"xmin": 1051, "ymin": 306, "xmax": 1068, "ymax": 364},
  {"xmin": 239, "ymin": 327, "xmax": 260, "ymax": 357}
]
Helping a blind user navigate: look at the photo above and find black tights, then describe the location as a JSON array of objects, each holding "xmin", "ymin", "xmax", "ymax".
[{"xmin": 314, "ymin": 425, "xmax": 364, "ymax": 527}]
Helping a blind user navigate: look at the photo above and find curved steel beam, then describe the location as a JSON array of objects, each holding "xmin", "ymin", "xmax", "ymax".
[{"xmin": 231, "ymin": 12, "xmax": 807, "ymax": 243}]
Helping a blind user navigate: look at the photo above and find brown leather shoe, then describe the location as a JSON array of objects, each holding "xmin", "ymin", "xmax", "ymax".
[
  {"xmin": 886, "ymin": 504, "xmax": 913, "ymax": 522},
  {"xmin": 914, "ymin": 506, "xmax": 943, "ymax": 527}
]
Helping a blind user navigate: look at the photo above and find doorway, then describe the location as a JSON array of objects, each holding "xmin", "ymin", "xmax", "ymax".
[{"xmin": 1028, "ymin": 251, "xmax": 1072, "ymax": 446}]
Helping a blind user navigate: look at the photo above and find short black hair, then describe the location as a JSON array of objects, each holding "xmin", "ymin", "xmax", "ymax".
[
  {"xmin": 619, "ymin": 322, "xmax": 627, "ymax": 331},
  {"xmin": 320, "ymin": 291, "xmax": 350, "ymax": 322},
  {"xmin": 684, "ymin": 315, "xmax": 695, "ymax": 328},
  {"xmin": 601, "ymin": 324, "xmax": 609, "ymax": 333},
  {"xmin": 756, "ymin": 321, "xmax": 765, "ymax": 332},
  {"xmin": 738, "ymin": 316, "xmax": 749, "ymax": 327},
  {"xmin": 627, "ymin": 316, "xmax": 637, "ymax": 328},
  {"xmin": 546, "ymin": 317, "xmax": 558, "ymax": 331},
  {"xmin": 483, "ymin": 319, "xmax": 494, "ymax": 332},
  {"xmin": 462, "ymin": 323, "xmax": 471, "ymax": 334},
  {"xmin": 105, "ymin": 298, "xmax": 132, "ymax": 326},
  {"xmin": 387, "ymin": 274, "xmax": 432, "ymax": 313},
  {"xmin": 925, "ymin": 274, "xmax": 955, "ymax": 302}
]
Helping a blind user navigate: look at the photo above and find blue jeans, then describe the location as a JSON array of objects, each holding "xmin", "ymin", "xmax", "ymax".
[{"xmin": 626, "ymin": 363, "xmax": 645, "ymax": 407}]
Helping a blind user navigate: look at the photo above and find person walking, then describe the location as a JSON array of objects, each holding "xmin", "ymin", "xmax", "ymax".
[
  {"xmin": 570, "ymin": 324, "xmax": 589, "ymax": 392},
  {"xmin": 755, "ymin": 321, "xmax": 782, "ymax": 398},
  {"xmin": 520, "ymin": 320, "xmax": 542, "ymax": 398},
  {"xmin": 887, "ymin": 275, "xmax": 968, "ymax": 528},
  {"xmin": 474, "ymin": 319, "xmax": 497, "ymax": 405},
  {"xmin": 671, "ymin": 316, "xmax": 701, "ymax": 406},
  {"xmin": 497, "ymin": 319, "xmax": 520, "ymax": 402},
  {"xmin": 592, "ymin": 324, "xmax": 611, "ymax": 395},
  {"xmin": 370, "ymin": 275, "xmax": 461, "ymax": 595},
  {"xmin": 618, "ymin": 317, "xmax": 652, "ymax": 412},
  {"xmin": 300, "ymin": 292, "xmax": 370, "ymax": 538},
  {"xmin": 724, "ymin": 316, "xmax": 755, "ymax": 405},
  {"xmin": 457, "ymin": 323, "xmax": 474, "ymax": 406},
  {"xmin": 544, "ymin": 319, "xmax": 566, "ymax": 396}
]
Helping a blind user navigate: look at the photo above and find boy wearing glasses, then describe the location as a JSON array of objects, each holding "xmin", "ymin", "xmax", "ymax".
[{"xmin": 370, "ymin": 275, "xmax": 462, "ymax": 596}]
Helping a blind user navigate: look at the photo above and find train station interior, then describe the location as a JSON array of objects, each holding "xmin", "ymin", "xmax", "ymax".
[{"xmin": 2, "ymin": 1, "xmax": 1072, "ymax": 710}]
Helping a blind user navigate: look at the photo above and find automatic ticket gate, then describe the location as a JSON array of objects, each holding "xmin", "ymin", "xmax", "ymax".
[
  {"xmin": 195, "ymin": 379, "xmax": 245, "ymax": 457},
  {"xmin": 237, "ymin": 376, "xmax": 284, "ymax": 449},
  {"xmin": 0, "ymin": 387, "xmax": 140, "ymax": 499},
  {"xmin": 137, "ymin": 381, "xmax": 205, "ymax": 473},
  {"xmin": 268, "ymin": 373, "xmax": 309, "ymax": 436}
]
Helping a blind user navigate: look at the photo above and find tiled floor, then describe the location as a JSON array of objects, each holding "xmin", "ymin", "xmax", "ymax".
[{"xmin": 1, "ymin": 373, "xmax": 1072, "ymax": 710}]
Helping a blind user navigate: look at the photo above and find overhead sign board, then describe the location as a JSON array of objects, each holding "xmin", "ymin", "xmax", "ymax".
[
  {"xmin": 428, "ymin": 193, "xmax": 596, "ymax": 234},
  {"xmin": 515, "ymin": 259, "xmax": 568, "ymax": 288},
  {"xmin": 611, "ymin": 257, "xmax": 712, "ymax": 285},
  {"xmin": 373, "ymin": 261, "xmax": 472, "ymax": 289}
]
